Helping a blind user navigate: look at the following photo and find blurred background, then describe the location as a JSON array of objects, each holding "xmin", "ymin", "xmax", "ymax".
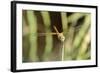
[{"xmin": 22, "ymin": 10, "xmax": 91, "ymax": 62}]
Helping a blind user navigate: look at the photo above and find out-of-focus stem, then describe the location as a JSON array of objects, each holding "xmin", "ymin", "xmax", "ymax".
[
  {"xmin": 71, "ymin": 14, "xmax": 91, "ymax": 59},
  {"xmin": 76, "ymin": 28, "xmax": 91, "ymax": 59},
  {"xmin": 61, "ymin": 12, "xmax": 68, "ymax": 35},
  {"xmin": 68, "ymin": 13, "xmax": 86, "ymax": 24},
  {"xmin": 27, "ymin": 11, "xmax": 38, "ymax": 62},
  {"xmin": 41, "ymin": 11, "xmax": 53, "ymax": 61},
  {"xmin": 73, "ymin": 14, "xmax": 91, "ymax": 50}
]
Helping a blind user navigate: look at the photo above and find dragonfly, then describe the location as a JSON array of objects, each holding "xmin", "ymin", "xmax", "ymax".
[{"xmin": 35, "ymin": 26, "xmax": 65, "ymax": 42}]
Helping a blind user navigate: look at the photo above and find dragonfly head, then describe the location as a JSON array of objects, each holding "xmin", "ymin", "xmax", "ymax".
[{"xmin": 58, "ymin": 33, "xmax": 65, "ymax": 42}]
